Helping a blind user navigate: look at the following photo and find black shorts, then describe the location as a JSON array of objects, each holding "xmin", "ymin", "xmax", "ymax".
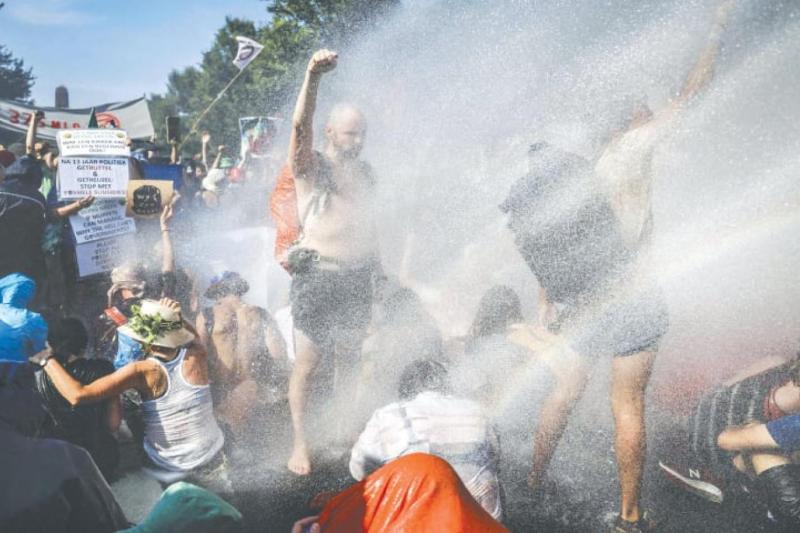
[
  {"xmin": 290, "ymin": 261, "xmax": 374, "ymax": 351},
  {"xmin": 554, "ymin": 284, "xmax": 669, "ymax": 358}
]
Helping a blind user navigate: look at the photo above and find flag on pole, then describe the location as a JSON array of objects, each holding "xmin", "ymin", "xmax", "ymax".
[{"xmin": 232, "ymin": 36, "xmax": 264, "ymax": 70}]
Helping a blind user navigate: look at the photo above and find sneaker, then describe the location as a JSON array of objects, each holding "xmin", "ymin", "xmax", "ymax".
[
  {"xmin": 611, "ymin": 510, "xmax": 659, "ymax": 533},
  {"xmin": 658, "ymin": 459, "xmax": 725, "ymax": 504}
]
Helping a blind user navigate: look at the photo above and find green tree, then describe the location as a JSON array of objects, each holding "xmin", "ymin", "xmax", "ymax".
[
  {"xmin": 149, "ymin": 0, "xmax": 398, "ymax": 156},
  {"xmin": 0, "ymin": 45, "xmax": 34, "ymax": 101}
]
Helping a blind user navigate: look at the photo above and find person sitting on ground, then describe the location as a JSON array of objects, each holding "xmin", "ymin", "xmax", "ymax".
[
  {"xmin": 0, "ymin": 272, "xmax": 48, "ymax": 363},
  {"xmin": 349, "ymin": 359, "xmax": 503, "ymax": 521},
  {"xmin": 35, "ymin": 317, "xmax": 121, "ymax": 479},
  {"xmin": 0, "ymin": 360, "xmax": 128, "ymax": 533},
  {"xmin": 33, "ymin": 298, "xmax": 230, "ymax": 494},
  {"xmin": 196, "ymin": 271, "xmax": 288, "ymax": 449},
  {"xmin": 294, "ymin": 453, "xmax": 508, "ymax": 533},
  {"xmin": 659, "ymin": 351, "xmax": 800, "ymax": 529}
]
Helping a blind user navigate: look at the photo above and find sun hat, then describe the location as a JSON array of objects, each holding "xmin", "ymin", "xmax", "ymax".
[{"xmin": 117, "ymin": 299, "xmax": 195, "ymax": 350}]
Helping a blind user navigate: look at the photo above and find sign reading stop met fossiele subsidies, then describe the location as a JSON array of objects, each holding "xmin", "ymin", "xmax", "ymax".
[{"xmin": 58, "ymin": 156, "xmax": 130, "ymax": 199}]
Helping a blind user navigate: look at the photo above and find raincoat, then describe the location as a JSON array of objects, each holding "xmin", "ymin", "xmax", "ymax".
[{"xmin": 0, "ymin": 273, "xmax": 48, "ymax": 362}]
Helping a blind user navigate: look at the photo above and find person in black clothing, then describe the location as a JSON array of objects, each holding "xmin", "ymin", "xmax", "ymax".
[
  {"xmin": 0, "ymin": 156, "xmax": 46, "ymax": 285},
  {"xmin": 36, "ymin": 317, "xmax": 121, "ymax": 479}
]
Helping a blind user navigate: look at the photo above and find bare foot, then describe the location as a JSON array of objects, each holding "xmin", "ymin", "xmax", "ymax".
[{"xmin": 288, "ymin": 442, "xmax": 312, "ymax": 475}]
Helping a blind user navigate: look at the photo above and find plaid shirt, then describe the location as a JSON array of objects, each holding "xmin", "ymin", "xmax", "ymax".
[{"xmin": 349, "ymin": 391, "xmax": 502, "ymax": 520}]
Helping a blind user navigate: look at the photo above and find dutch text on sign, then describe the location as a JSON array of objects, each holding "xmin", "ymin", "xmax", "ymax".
[
  {"xmin": 58, "ymin": 157, "xmax": 129, "ymax": 199},
  {"xmin": 57, "ymin": 129, "xmax": 131, "ymax": 157},
  {"xmin": 69, "ymin": 200, "xmax": 136, "ymax": 244},
  {"xmin": 75, "ymin": 234, "xmax": 135, "ymax": 278}
]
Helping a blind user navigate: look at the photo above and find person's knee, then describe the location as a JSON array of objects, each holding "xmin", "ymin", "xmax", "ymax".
[{"xmin": 716, "ymin": 429, "xmax": 738, "ymax": 451}]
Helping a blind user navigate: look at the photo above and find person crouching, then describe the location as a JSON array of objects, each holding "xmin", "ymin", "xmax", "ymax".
[{"xmin": 32, "ymin": 298, "xmax": 231, "ymax": 495}]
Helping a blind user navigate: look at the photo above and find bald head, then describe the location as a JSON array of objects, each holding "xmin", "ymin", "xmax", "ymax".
[{"xmin": 325, "ymin": 103, "xmax": 366, "ymax": 159}]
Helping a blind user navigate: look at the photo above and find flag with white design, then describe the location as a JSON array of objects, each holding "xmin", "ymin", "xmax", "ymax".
[{"xmin": 232, "ymin": 36, "xmax": 264, "ymax": 70}]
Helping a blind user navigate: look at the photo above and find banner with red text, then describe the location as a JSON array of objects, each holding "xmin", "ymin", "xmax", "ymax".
[{"xmin": 0, "ymin": 97, "xmax": 154, "ymax": 141}]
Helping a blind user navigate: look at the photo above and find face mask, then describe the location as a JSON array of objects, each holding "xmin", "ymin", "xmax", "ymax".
[{"xmin": 113, "ymin": 331, "xmax": 144, "ymax": 370}]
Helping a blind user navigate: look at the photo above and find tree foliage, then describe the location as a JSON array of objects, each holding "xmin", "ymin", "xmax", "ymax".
[
  {"xmin": 0, "ymin": 45, "xmax": 34, "ymax": 101},
  {"xmin": 148, "ymin": 0, "xmax": 398, "ymax": 155}
]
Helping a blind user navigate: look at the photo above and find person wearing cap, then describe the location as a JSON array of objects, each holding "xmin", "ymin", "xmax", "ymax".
[{"xmin": 34, "ymin": 297, "xmax": 230, "ymax": 494}]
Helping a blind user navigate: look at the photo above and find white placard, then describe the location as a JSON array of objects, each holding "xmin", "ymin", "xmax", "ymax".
[
  {"xmin": 69, "ymin": 200, "xmax": 136, "ymax": 244},
  {"xmin": 57, "ymin": 129, "xmax": 130, "ymax": 157},
  {"xmin": 75, "ymin": 234, "xmax": 135, "ymax": 278},
  {"xmin": 58, "ymin": 157, "xmax": 129, "ymax": 199}
]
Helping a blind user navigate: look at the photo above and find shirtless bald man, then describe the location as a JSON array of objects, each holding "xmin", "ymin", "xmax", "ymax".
[{"xmin": 286, "ymin": 49, "xmax": 380, "ymax": 475}]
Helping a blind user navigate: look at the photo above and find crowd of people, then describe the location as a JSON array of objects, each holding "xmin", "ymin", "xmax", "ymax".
[{"xmin": 1, "ymin": 1, "xmax": 798, "ymax": 532}]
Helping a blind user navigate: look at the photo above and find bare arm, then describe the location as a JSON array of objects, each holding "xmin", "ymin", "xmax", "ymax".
[
  {"xmin": 106, "ymin": 396, "xmax": 122, "ymax": 432},
  {"xmin": 42, "ymin": 357, "xmax": 147, "ymax": 406},
  {"xmin": 201, "ymin": 132, "xmax": 210, "ymax": 168},
  {"xmin": 265, "ymin": 315, "xmax": 289, "ymax": 363},
  {"xmin": 288, "ymin": 49, "xmax": 338, "ymax": 178},
  {"xmin": 160, "ymin": 203, "xmax": 174, "ymax": 273},
  {"xmin": 668, "ymin": 1, "xmax": 734, "ymax": 112},
  {"xmin": 170, "ymin": 140, "xmax": 178, "ymax": 164},
  {"xmin": 50, "ymin": 196, "xmax": 95, "ymax": 220},
  {"xmin": 26, "ymin": 110, "xmax": 42, "ymax": 155},
  {"xmin": 212, "ymin": 145, "xmax": 225, "ymax": 170}
]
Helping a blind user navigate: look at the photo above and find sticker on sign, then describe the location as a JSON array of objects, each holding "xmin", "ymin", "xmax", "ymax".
[
  {"xmin": 58, "ymin": 157, "xmax": 129, "ymax": 199},
  {"xmin": 69, "ymin": 200, "xmax": 136, "ymax": 244},
  {"xmin": 57, "ymin": 129, "xmax": 131, "ymax": 157}
]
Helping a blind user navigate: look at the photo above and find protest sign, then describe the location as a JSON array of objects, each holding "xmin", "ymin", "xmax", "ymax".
[
  {"xmin": 75, "ymin": 234, "xmax": 135, "ymax": 279},
  {"xmin": 69, "ymin": 200, "xmax": 136, "ymax": 244},
  {"xmin": 141, "ymin": 162, "xmax": 183, "ymax": 190},
  {"xmin": 239, "ymin": 116, "xmax": 279, "ymax": 159},
  {"xmin": 126, "ymin": 180, "xmax": 173, "ymax": 218},
  {"xmin": 57, "ymin": 129, "xmax": 130, "ymax": 157},
  {"xmin": 0, "ymin": 97, "xmax": 154, "ymax": 140},
  {"xmin": 58, "ymin": 157, "xmax": 129, "ymax": 199}
]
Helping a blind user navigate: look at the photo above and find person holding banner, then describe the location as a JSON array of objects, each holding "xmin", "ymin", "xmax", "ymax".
[{"xmin": 286, "ymin": 49, "xmax": 380, "ymax": 475}]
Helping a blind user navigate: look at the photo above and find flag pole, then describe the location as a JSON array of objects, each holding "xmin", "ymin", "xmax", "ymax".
[{"xmin": 178, "ymin": 67, "xmax": 247, "ymax": 151}]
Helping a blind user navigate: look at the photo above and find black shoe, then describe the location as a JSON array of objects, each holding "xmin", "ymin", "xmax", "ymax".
[{"xmin": 611, "ymin": 510, "xmax": 659, "ymax": 533}]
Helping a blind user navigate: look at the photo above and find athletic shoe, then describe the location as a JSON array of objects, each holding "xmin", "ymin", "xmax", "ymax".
[
  {"xmin": 658, "ymin": 459, "xmax": 724, "ymax": 504},
  {"xmin": 610, "ymin": 510, "xmax": 659, "ymax": 533}
]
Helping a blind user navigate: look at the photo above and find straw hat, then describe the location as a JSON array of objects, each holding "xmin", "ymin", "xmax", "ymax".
[{"xmin": 118, "ymin": 299, "xmax": 195, "ymax": 349}]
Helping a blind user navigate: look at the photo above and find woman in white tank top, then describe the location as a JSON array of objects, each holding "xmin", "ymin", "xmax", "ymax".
[{"xmin": 36, "ymin": 298, "xmax": 227, "ymax": 489}]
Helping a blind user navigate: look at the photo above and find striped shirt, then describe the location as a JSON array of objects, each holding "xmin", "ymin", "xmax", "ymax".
[{"xmin": 349, "ymin": 391, "xmax": 502, "ymax": 520}]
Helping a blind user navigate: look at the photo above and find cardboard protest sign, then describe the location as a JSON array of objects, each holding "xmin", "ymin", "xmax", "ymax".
[
  {"xmin": 69, "ymin": 200, "xmax": 136, "ymax": 244},
  {"xmin": 0, "ymin": 97, "xmax": 154, "ymax": 140},
  {"xmin": 239, "ymin": 116, "xmax": 279, "ymax": 159},
  {"xmin": 57, "ymin": 129, "xmax": 130, "ymax": 157},
  {"xmin": 75, "ymin": 234, "xmax": 135, "ymax": 279},
  {"xmin": 58, "ymin": 157, "xmax": 130, "ymax": 199},
  {"xmin": 126, "ymin": 180, "xmax": 173, "ymax": 218}
]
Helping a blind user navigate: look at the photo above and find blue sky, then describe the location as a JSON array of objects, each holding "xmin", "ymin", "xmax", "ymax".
[{"xmin": 2, "ymin": 0, "xmax": 270, "ymax": 107}]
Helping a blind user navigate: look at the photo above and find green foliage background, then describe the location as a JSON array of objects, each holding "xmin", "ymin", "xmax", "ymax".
[{"xmin": 148, "ymin": 0, "xmax": 399, "ymax": 157}]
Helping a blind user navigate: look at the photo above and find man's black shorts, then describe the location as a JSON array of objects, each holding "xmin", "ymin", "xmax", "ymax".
[{"xmin": 290, "ymin": 262, "xmax": 374, "ymax": 351}]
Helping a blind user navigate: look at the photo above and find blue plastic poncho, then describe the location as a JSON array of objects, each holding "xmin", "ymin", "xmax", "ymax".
[
  {"xmin": 113, "ymin": 330, "xmax": 145, "ymax": 370},
  {"xmin": 0, "ymin": 273, "xmax": 47, "ymax": 362}
]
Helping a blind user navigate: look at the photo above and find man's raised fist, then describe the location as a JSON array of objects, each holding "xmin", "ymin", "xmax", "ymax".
[{"xmin": 307, "ymin": 49, "xmax": 338, "ymax": 75}]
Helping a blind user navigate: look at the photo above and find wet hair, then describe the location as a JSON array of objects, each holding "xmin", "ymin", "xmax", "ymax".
[
  {"xmin": 204, "ymin": 271, "xmax": 249, "ymax": 300},
  {"xmin": 468, "ymin": 285, "xmax": 523, "ymax": 340},
  {"xmin": 398, "ymin": 359, "xmax": 450, "ymax": 400},
  {"xmin": 47, "ymin": 317, "xmax": 89, "ymax": 363}
]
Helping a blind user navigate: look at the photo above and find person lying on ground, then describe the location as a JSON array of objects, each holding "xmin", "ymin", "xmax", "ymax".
[
  {"xmin": 196, "ymin": 271, "xmax": 288, "ymax": 446},
  {"xmin": 349, "ymin": 359, "xmax": 503, "ymax": 520},
  {"xmin": 295, "ymin": 453, "xmax": 508, "ymax": 533},
  {"xmin": 659, "ymin": 351, "xmax": 800, "ymax": 529},
  {"xmin": 0, "ymin": 273, "xmax": 48, "ymax": 363},
  {"xmin": 35, "ymin": 317, "xmax": 121, "ymax": 478},
  {"xmin": 33, "ymin": 298, "xmax": 231, "ymax": 494},
  {"xmin": 286, "ymin": 48, "xmax": 381, "ymax": 475}
]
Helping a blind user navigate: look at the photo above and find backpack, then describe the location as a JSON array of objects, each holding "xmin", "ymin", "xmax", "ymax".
[{"xmin": 269, "ymin": 165, "xmax": 300, "ymax": 271}]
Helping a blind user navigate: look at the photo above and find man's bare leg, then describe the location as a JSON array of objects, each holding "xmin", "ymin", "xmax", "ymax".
[
  {"xmin": 288, "ymin": 329, "xmax": 322, "ymax": 475},
  {"xmin": 529, "ymin": 351, "xmax": 590, "ymax": 489},
  {"xmin": 610, "ymin": 350, "xmax": 656, "ymax": 523}
]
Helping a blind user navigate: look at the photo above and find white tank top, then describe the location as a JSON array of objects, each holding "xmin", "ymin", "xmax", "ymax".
[{"xmin": 141, "ymin": 348, "xmax": 224, "ymax": 472}]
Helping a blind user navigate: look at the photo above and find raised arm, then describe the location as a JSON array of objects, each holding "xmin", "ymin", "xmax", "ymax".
[
  {"xmin": 288, "ymin": 49, "xmax": 338, "ymax": 178},
  {"xmin": 160, "ymin": 203, "xmax": 174, "ymax": 274},
  {"xmin": 670, "ymin": 0, "xmax": 734, "ymax": 110},
  {"xmin": 26, "ymin": 110, "xmax": 43, "ymax": 155},
  {"xmin": 212, "ymin": 145, "xmax": 225, "ymax": 170},
  {"xmin": 201, "ymin": 132, "xmax": 210, "ymax": 168}
]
